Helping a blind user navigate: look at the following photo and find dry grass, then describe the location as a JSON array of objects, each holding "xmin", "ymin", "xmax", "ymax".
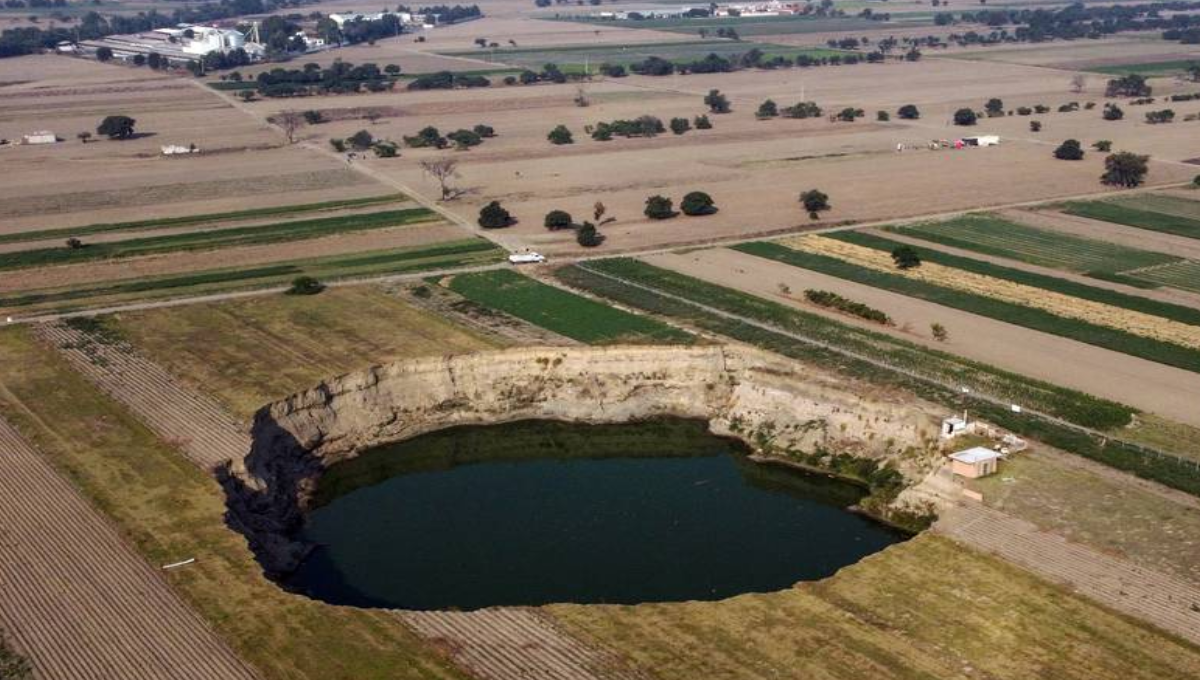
[
  {"xmin": 114, "ymin": 285, "xmax": 503, "ymax": 418},
  {"xmin": 784, "ymin": 235, "xmax": 1200, "ymax": 351},
  {"xmin": 550, "ymin": 533, "xmax": 1200, "ymax": 680}
]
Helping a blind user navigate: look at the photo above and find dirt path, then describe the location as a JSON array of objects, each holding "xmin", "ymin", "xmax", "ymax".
[
  {"xmin": 400, "ymin": 609, "xmax": 651, "ymax": 680},
  {"xmin": 35, "ymin": 322, "xmax": 249, "ymax": 469},
  {"xmin": 0, "ymin": 415, "xmax": 259, "ymax": 680},
  {"xmin": 936, "ymin": 502, "xmax": 1200, "ymax": 647},
  {"xmin": 644, "ymin": 249, "xmax": 1200, "ymax": 427}
]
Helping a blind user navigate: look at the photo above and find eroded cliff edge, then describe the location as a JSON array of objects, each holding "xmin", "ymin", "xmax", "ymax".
[{"xmin": 222, "ymin": 344, "xmax": 947, "ymax": 576}]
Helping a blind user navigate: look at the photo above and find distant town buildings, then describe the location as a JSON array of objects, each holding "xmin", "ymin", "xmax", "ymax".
[{"xmin": 595, "ymin": 2, "xmax": 803, "ymax": 20}]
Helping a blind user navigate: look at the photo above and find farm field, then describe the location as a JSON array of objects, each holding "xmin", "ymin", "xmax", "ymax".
[
  {"xmin": 437, "ymin": 39, "xmax": 847, "ymax": 69},
  {"xmin": 0, "ymin": 326, "xmax": 470, "ymax": 680},
  {"xmin": 1092, "ymin": 59, "xmax": 1200, "ymax": 77},
  {"xmin": 112, "ymin": 284, "xmax": 503, "ymax": 418},
  {"xmin": 545, "ymin": 15, "xmax": 887, "ymax": 37},
  {"xmin": 948, "ymin": 35, "xmax": 1200, "ymax": 70},
  {"xmin": 997, "ymin": 207, "xmax": 1200, "ymax": 269},
  {"xmin": 444, "ymin": 269, "xmax": 693, "ymax": 345},
  {"xmin": 550, "ymin": 533, "xmax": 1200, "ymax": 680},
  {"xmin": 1063, "ymin": 198, "xmax": 1200, "ymax": 240},
  {"xmin": 641, "ymin": 247, "xmax": 1200, "ymax": 427}
]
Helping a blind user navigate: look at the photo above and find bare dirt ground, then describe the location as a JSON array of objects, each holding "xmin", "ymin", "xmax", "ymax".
[
  {"xmin": 643, "ymin": 248, "xmax": 1200, "ymax": 426},
  {"xmin": 0, "ymin": 415, "xmax": 259, "ymax": 680},
  {"xmin": 948, "ymin": 33, "xmax": 1200, "ymax": 69},
  {"xmin": 0, "ymin": 221, "xmax": 464, "ymax": 294}
]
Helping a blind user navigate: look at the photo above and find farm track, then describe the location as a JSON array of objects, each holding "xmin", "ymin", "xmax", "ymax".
[
  {"xmin": 936, "ymin": 502, "xmax": 1200, "ymax": 646},
  {"xmin": 0, "ymin": 416, "xmax": 259, "ymax": 680},
  {"xmin": 400, "ymin": 608, "xmax": 651, "ymax": 680},
  {"xmin": 36, "ymin": 322, "xmax": 249, "ymax": 470}
]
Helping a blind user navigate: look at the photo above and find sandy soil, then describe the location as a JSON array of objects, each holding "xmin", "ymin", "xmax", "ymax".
[
  {"xmin": 644, "ymin": 247, "xmax": 1200, "ymax": 425},
  {"xmin": 0, "ymin": 221, "xmax": 465, "ymax": 293}
]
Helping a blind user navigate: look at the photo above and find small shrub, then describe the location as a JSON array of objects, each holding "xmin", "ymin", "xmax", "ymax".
[
  {"xmin": 329, "ymin": 138, "xmax": 346, "ymax": 152},
  {"xmin": 544, "ymin": 209, "xmax": 573, "ymax": 230},
  {"xmin": 680, "ymin": 191, "xmax": 717, "ymax": 216},
  {"xmin": 1030, "ymin": 120, "xmax": 1042, "ymax": 132},
  {"xmin": 65, "ymin": 237, "xmax": 84, "ymax": 249},
  {"xmin": 576, "ymin": 222, "xmax": 605, "ymax": 247},
  {"xmin": 931, "ymin": 322, "xmax": 949, "ymax": 342},
  {"xmin": 953, "ymin": 108, "xmax": 977, "ymax": 126},
  {"xmin": 892, "ymin": 245, "xmax": 921, "ymax": 269},
  {"xmin": 1053, "ymin": 139, "xmax": 1084, "ymax": 160},
  {"xmin": 799, "ymin": 189, "xmax": 830, "ymax": 220},
  {"xmin": 876, "ymin": 110, "xmax": 890, "ymax": 121},
  {"xmin": 547, "ymin": 124, "xmax": 574, "ymax": 145},
  {"xmin": 287, "ymin": 276, "xmax": 325, "ymax": 295},
  {"xmin": 478, "ymin": 201, "xmax": 514, "ymax": 228},
  {"xmin": 694, "ymin": 114, "xmax": 713, "ymax": 129},
  {"xmin": 897, "ymin": 104, "xmax": 920, "ymax": 120},
  {"xmin": 644, "ymin": 195, "xmax": 677, "ymax": 220},
  {"xmin": 669, "ymin": 117, "xmax": 691, "ymax": 135},
  {"xmin": 1092, "ymin": 140, "xmax": 1112, "ymax": 152}
]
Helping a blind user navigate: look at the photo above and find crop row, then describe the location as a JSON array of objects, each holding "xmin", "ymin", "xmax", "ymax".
[
  {"xmin": 1134, "ymin": 260, "xmax": 1200, "ymax": 294},
  {"xmin": 889, "ymin": 214, "xmax": 1179, "ymax": 274},
  {"xmin": 447, "ymin": 270, "xmax": 692, "ymax": 345},
  {"xmin": 555, "ymin": 261, "xmax": 1200, "ymax": 497},
  {"xmin": 1062, "ymin": 200, "xmax": 1200, "ymax": 240},
  {"xmin": 0, "ymin": 194, "xmax": 407, "ymax": 246},
  {"xmin": 752, "ymin": 238, "xmax": 1200, "ymax": 370},
  {"xmin": 0, "ymin": 208, "xmax": 438, "ymax": 271}
]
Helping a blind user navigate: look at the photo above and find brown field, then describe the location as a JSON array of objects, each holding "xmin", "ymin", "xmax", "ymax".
[
  {"xmin": 950, "ymin": 33, "xmax": 1200, "ymax": 70},
  {"xmin": 643, "ymin": 248, "xmax": 1200, "ymax": 426}
]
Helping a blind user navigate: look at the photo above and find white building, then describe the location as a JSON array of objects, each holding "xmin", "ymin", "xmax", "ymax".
[
  {"xmin": 22, "ymin": 131, "xmax": 57, "ymax": 144},
  {"xmin": 714, "ymin": 1, "xmax": 803, "ymax": 17},
  {"xmin": 328, "ymin": 11, "xmax": 412, "ymax": 28},
  {"xmin": 152, "ymin": 26, "xmax": 248, "ymax": 56},
  {"xmin": 949, "ymin": 447, "xmax": 1002, "ymax": 479}
]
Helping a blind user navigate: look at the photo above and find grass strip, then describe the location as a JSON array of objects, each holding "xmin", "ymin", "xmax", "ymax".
[
  {"xmin": 0, "ymin": 208, "xmax": 437, "ymax": 271},
  {"xmin": 556, "ymin": 263, "xmax": 1200, "ymax": 497},
  {"xmin": 0, "ymin": 239, "xmax": 504, "ymax": 312},
  {"xmin": 447, "ymin": 269, "xmax": 692, "ymax": 344},
  {"xmin": 830, "ymin": 231, "xmax": 1200, "ymax": 327},
  {"xmin": 887, "ymin": 214, "xmax": 1179, "ymax": 274},
  {"xmin": 1061, "ymin": 201, "xmax": 1200, "ymax": 240},
  {"xmin": 0, "ymin": 194, "xmax": 407, "ymax": 246},
  {"xmin": 558, "ymin": 260, "xmax": 1133, "ymax": 429},
  {"xmin": 735, "ymin": 241, "xmax": 1200, "ymax": 374}
]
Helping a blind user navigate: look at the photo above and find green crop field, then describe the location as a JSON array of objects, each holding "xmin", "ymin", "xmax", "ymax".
[
  {"xmin": 1132, "ymin": 260, "xmax": 1200, "ymax": 294},
  {"xmin": 1091, "ymin": 59, "xmax": 1199, "ymax": 76},
  {"xmin": 1062, "ymin": 200, "xmax": 1200, "ymax": 240},
  {"xmin": 0, "ymin": 208, "xmax": 437, "ymax": 271},
  {"xmin": 889, "ymin": 214, "xmax": 1181, "ymax": 275},
  {"xmin": 549, "ymin": 15, "xmax": 885, "ymax": 37},
  {"xmin": 732, "ymin": 241, "xmax": 1200, "ymax": 374},
  {"xmin": 440, "ymin": 39, "xmax": 845, "ymax": 69},
  {"xmin": 830, "ymin": 231, "xmax": 1200, "ymax": 327},
  {"xmin": 0, "ymin": 239, "xmax": 505, "ymax": 315},
  {"xmin": 0, "ymin": 194, "xmax": 407, "ymax": 246},
  {"xmin": 446, "ymin": 269, "xmax": 692, "ymax": 344}
]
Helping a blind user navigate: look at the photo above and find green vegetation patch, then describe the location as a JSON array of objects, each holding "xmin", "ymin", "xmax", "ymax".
[
  {"xmin": 735, "ymin": 241, "xmax": 1200, "ymax": 374},
  {"xmin": 447, "ymin": 269, "xmax": 692, "ymax": 344},
  {"xmin": 551, "ymin": 15, "xmax": 883, "ymax": 37},
  {"xmin": 1091, "ymin": 60, "xmax": 1200, "ymax": 76},
  {"xmin": 0, "ymin": 208, "xmax": 438, "ymax": 271},
  {"xmin": 888, "ymin": 214, "xmax": 1180, "ymax": 274},
  {"xmin": 441, "ymin": 39, "xmax": 843, "ymax": 68},
  {"xmin": 1133, "ymin": 260, "xmax": 1200, "ymax": 294},
  {"xmin": 831, "ymin": 230, "xmax": 1200, "ymax": 327},
  {"xmin": 1061, "ymin": 200, "xmax": 1200, "ymax": 240},
  {"xmin": 0, "ymin": 194, "xmax": 407, "ymax": 246}
]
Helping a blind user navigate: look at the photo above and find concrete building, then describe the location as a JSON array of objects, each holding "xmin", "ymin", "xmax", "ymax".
[
  {"xmin": 79, "ymin": 24, "xmax": 264, "ymax": 65},
  {"xmin": 22, "ymin": 131, "xmax": 58, "ymax": 144},
  {"xmin": 329, "ymin": 11, "xmax": 413, "ymax": 27},
  {"xmin": 949, "ymin": 447, "xmax": 1002, "ymax": 479}
]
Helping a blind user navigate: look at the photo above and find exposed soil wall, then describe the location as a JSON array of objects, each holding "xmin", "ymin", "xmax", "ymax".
[{"xmin": 222, "ymin": 345, "xmax": 944, "ymax": 576}]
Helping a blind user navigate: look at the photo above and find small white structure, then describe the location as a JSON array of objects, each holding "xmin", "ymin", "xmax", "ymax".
[
  {"xmin": 962, "ymin": 135, "xmax": 1001, "ymax": 147},
  {"xmin": 23, "ymin": 131, "xmax": 58, "ymax": 145},
  {"xmin": 509, "ymin": 252, "xmax": 546, "ymax": 265},
  {"xmin": 949, "ymin": 446, "xmax": 1002, "ymax": 479},
  {"xmin": 940, "ymin": 413, "xmax": 971, "ymax": 439},
  {"xmin": 329, "ymin": 11, "xmax": 412, "ymax": 27},
  {"xmin": 161, "ymin": 144, "xmax": 199, "ymax": 155}
]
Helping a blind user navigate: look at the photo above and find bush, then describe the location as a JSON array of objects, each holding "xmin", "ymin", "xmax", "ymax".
[
  {"xmin": 804, "ymin": 289, "xmax": 891, "ymax": 324},
  {"xmin": 372, "ymin": 141, "xmax": 399, "ymax": 157},
  {"xmin": 799, "ymin": 189, "xmax": 830, "ymax": 220},
  {"xmin": 404, "ymin": 126, "xmax": 446, "ymax": 149},
  {"xmin": 704, "ymin": 89, "xmax": 731, "ymax": 114},
  {"xmin": 984, "ymin": 97, "xmax": 1004, "ymax": 117},
  {"xmin": 544, "ymin": 209, "xmax": 573, "ymax": 230},
  {"xmin": 1194, "ymin": 174, "xmax": 1200, "ymax": 187},
  {"xmin": 694, "ymin": 114, "xmax": 713, "ymax": 129},
  {"xmin": 644, "ymin": 195, "xmax": 677, "ymax": 220},
  {"xmin": 756, "ymin": 99, "xmax": 779, "ymax": 119},
  {"xmin": 478, "ymin": 201, "xmax": 514, "ymax": 228},
  {"xmin": 447, "ymin": 129, "xmax": 483, "ymax": 149},
  {"xmin": 1053, "ymin": 139, "xmax": 1084, "ymax": 160},
  {"xmin": 1016, "ymin": 106, "xmax": 1033, "ymax": 115},
  {"xmin": 346, "ymin": 129, "xmax": 374, "ymax": 150},
  {"xmin": 547, "ymin": 124, "xmax": 573, "ymax": 145},
  {"xmin": 876, "ymin": 110, "xmax": 890, "ymax": 121},
  {"xmin": 897, "ymin": 104, "xmax": 920, "ymax": 120},
  {"xmin": 669, "ymin": 117, "xmax": 691, "ymax": 135},
  {"xmin": 97, "ymin": 115, "xmax": 136, "ymax": 139},
  {"xmin": 680, "ymin": 191, "xmax": 717, "ymax": 216},
  {"xmin": 1102, "ymin": 103, "xmax": 1124, "ymax": 120},
  {"xmin": 287, "ymin": 276, "xmax": 325, "ymax": 295},
  {"xmin": 953, "ymin": 108, "xmax": 977, "ymax": 126},
  {"xmin": 302, "ymin": 110, "xmax": 324, "ymax": 124},
  {"xmin": 329, "ymin": 138, "xmax": 346, "ymax": 152},
  {"xmin": 1092, "ymin": 139, "xmax": 1112, "ymax": 152},
  {"xmin": 1145, "ymin": 109, "xmax": 1175, "ymax": 124},
  {"xmin": 1105, "ymin": 73, "xmax": 1151, "ymax": 98},
  {"xmin": 576, "ymin": 222, "xmax": 605, "ymax": 247},
  {"xmin": 473, "ymin": 124, "xmax": 496, "ymax": 138},
  {"xmin": 892, "ymin": 245, "xmax": 921, "ymax": 269},
  {"xmin": 1030, "ymin": 120, "xmax": 1042, "ymax": 132}
]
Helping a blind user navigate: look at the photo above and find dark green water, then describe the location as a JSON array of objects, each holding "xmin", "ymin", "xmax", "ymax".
[{"xmin": 287, "ymin": 420, "xmax": 905, "ymax": 610}]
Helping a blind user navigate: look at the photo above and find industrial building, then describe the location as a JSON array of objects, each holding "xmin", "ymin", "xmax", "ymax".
[{"xmin": 72, "ymin": 25, "xmax": 266, "ymax": 66}]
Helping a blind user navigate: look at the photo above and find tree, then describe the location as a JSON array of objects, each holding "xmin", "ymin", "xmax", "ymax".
[
  {"xmin": 876, "ymin": 110, "xmax": 890, "ymax": 121},
  {"xmin": 1102, "ymin": 102, "xmax": 1124, "ymax": 120},
  {"xmin": 276, "ymin": 110, "xmax": 302, "ymax": 144},
  {"xmin": 238, "ymin": 90, "xmax": 256, "ymax": 102},
  {"xmin": 799, "ymin": 189, "xmax": 830, "ymax": 220},
  {"xmin": 1100, "ymin": 151, "xmax": 1149, "ymax": 188},
  {"xmin": 147, "ymin": 52, "xmax": 162, "ymax": 70},
  {"xmin": 704, "ymin": 89, "xmax": 731, "ymax": 114},
  {"xmin": 892, "ymin": 245, "xmax": 921, "ymax": 269},
  {"xmin": 593, "ymin": 201, "xmax": 614, "ymax": 225},
  {"xmin": 95, "ymin": 46, "xmax": 112, "ymax": 62},
  {"xmin": 330, "ymin": 138, "xmax": 346, "ymax": 152},
  {"xmin": 1030, "ymin": 120, "xmax": 1042, "ymax": 132},
  {"xmin": 420, "ymin": 158, "xmax": 462, "ymax": 200},
  {"xmin": 547, "ymin": 124, "xmax": 573, "ymax": 145},
  {"xmin": 984, "ymin": 98, "xmax": 1004, "ymax": 117},
  {"xmin": 96, "ymin": 115, "xmax": 136, "ymax": 139},
  {"xmin": 1070, "ymin": 74, "xmax": 1086, "ymax": 93},
  {"xmin": 544, "ymin": 209, "xmax": 573, "ymax": 230},
  {"xmin": 1092, "ymin": 140, "xmax": 1112, "ymax": 152},
  {"xmin": 76, "ymin": 131, "xmax": 92, "ymax": 143},
  {"xmin": 1188, "ymin": 62, "xmax": 1200, "ymax": 83},
  {"xmin": 384, "ymin": 63, "xmax": 401, "ymax": 75},
  {"xmin": 953, "ymin": 108, "xmax": 977, "ymax": 126},
  {"xmin": 478, "ymin": 201, "xmax": 514, "ymax": 228},
  {"xmin": 447, "ymin": 129, "xmax": 483, "ymax": 150},
  {"xmin": 287, "ymin": 276, "xmax": 325, "ymax": 295},
  {"xmin": 576, "ymin": 222, "xmax": 605, "ymax": 247},
  {"xmin": 372, "ymin": 141, "xmax": 399, "ymax": 157},
  {"xmin": 680, "ymin": 191, "xmax": 717, "ymax": 216},
  {"xmin": 931, "ymin": 322, "xmax": 949, "ymax": 342},
  {"xmin": 0, "ymin": 633, "xmax": 32, "ymax": 680},
  {"xmin": 65, "ymin": 237, "xmax": 84, "ymax": 249},
  {"xmin": 473, "ymin": 124, "xmax": 496, "ymax": 138},
  {"xmin": 1053, "ymin": 139, "xmax": 1084, "ymax": 160},
  {"xmin": 756, "ymin": 99, "xmax": 778, "ymax": 119},
  {"xmin": 644, "ymin": 195, "xmax": 677, "ymax": 220},
  {"xmin": 302, "ymin": 110, "xmax": 325, "ymax": 125},
  {"xmin": 669, "ymin": 117, "xmax": 691, "ymax": 135},
  {"xmin": 897, "ymin": 104, "xmax": 920, "ymax": 120},
  {"xmin": 1105, "ymin": 74, "xmax": 1151, "ymax": 98},
  {"xmin": 1194, "ymin": 174, "xmax": 1200, "ymax": 187},
  {"xmin": 346, "ymin": 129, "xmax": 374, "ymax": 150}
]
